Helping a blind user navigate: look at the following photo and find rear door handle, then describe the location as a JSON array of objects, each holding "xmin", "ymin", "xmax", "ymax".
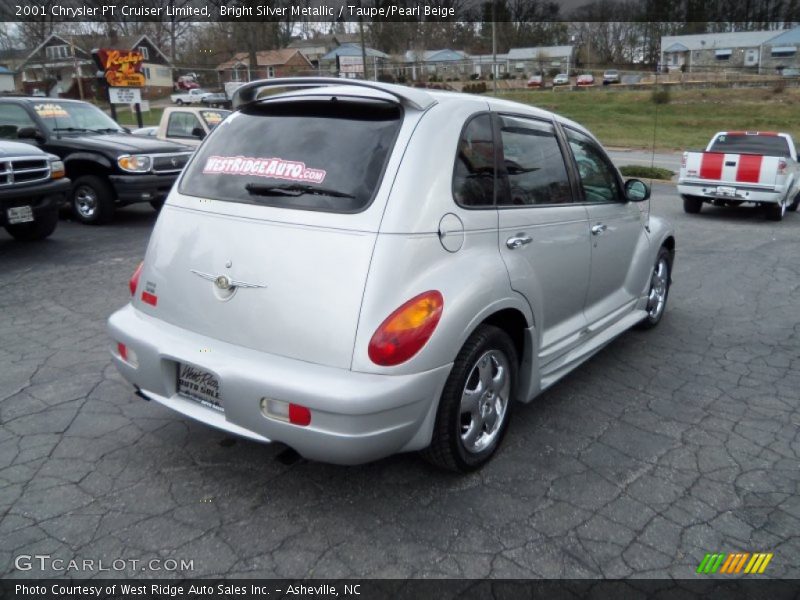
[
  {"xmin": 591, "ymin": 223, "xmax": 607, "ymax": 235},
  {"xmin": 506, "ymin": 234, "xmax": 532, "ymax": 249}
]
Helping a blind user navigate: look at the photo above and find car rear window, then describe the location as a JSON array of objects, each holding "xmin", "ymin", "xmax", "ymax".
[
  {"xmin": 709, "ymin": 134, "xmax": 790, "ymax": 157},
  {"xmin": 180, "ymin": 99, "xmax": 402, "ymax": 213}
]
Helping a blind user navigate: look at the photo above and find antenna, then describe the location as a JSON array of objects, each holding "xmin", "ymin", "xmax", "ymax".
[{"xmin": 647, "ymin": 65, "xmax": 661, "ymax": 226}]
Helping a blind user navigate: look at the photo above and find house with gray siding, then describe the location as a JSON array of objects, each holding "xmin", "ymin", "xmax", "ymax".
[
  {"xmin": 404, "ymin": 49, "xmax": 469, "ymax": 80},
  {"xmin": 506, "ymin": 46, "xmax": 574, "ymax": 76},
  {"xmin": 661, "ymin": 28, "xmax": 800, "ymax": 74},
  {"xmin": 760, "ymin": 27, "xmax": 800, "ymax": 74}
]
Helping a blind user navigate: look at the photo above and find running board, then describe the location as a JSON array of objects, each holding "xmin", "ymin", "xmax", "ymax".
[
  {"xmin": 539, "ymin": 309, "xmax": 647, "ymax": 390},
  {"xmin": 538, "ymin": 299, "xmax": 638, "ymax": 366}
]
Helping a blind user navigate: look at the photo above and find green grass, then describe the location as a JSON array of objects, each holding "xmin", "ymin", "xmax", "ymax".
[
  {"xmin": 498, "ymin": 87, "xmax": 800, "ymax": 151},
  {"xmin": 619, "ymin": 165, "xmax": 674, "ymax": 180}
]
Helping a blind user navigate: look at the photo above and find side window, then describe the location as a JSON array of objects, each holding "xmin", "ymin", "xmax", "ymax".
[
  {"xmin": 497, "ymin": 115, "xmax": 572, "ymax": 206},
  {"xmin": 565, "ymin": 128, "xmax": 622, "ymax": 203},
  {"xmin": 0, "ymin": 104, "xmax": 37, "ymax": 139},
  {"xmin": 453, "ymin": 113, "xmax": 496, "ymax": 208},
  {"xmin": 166, "ymin": 112, "xmax": 202, "ymax": 138}
]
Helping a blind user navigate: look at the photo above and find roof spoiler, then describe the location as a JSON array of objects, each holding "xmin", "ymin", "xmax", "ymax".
[{"xmin": 231, "ymin": 77, "xmax": 437, "ymax": 112}]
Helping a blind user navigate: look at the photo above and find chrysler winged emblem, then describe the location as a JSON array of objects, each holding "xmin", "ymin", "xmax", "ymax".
[{"xmin": 190, "ymin": 269, "xmax": 266, "ymax": 290}]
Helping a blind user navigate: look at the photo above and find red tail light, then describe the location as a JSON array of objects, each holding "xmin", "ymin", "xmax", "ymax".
[
  {"xmin": 778, "ymin": 159, "xmax": 787, "ymax": 175},
  {"xmin": 129, "ymin": 261, "xmax": 144, "ymax": 296},
  {"xmin": 368, "ymin": 291, "xmax": 444, "ymax": 366}
]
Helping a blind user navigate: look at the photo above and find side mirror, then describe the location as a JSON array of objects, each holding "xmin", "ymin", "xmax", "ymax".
[
  {"xmin": 624, "ymin": 179, "xmax": 650, "ymax": 202},
  {"xmin": 17, "ymin": 127, "xmax": 45, "ymax": 142},
  {"xmin": 191, "ymin": 126, "xmax": 206, "ymax": 140}
]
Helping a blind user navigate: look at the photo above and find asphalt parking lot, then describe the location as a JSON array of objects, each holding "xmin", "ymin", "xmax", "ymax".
[{"xmin": 1, "ymin": 184, "xmax": 798, "ymax": 579}]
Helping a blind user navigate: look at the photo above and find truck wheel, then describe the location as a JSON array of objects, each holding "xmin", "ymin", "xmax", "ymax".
[
  {"xmin": 4, "ymin": 206, "xmax": 58, "ymax": 241},
  {"xmin": 422, "ymin": 325, "xmax": 518, "ymax": 473},
  {"xmin": 175, "ymin": 99, "xmax": 184, "ymax": 105},
  {"xmin": 71, "ymin": 175, "xmax": 115, "ymax": 225},
  {"xmin": 765, "ymin": 200, "xmax": 786, "ymax": 221},
  {"xmin": 788, "ymin": 193, "xmax": 800, "ymax": 212},
  {"xmin": 682, "ymin": 195, "xmax": 703, "ymax": 214}
]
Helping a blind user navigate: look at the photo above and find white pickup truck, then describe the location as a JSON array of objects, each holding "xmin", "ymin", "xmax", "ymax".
[
  {"xmin": 678, "ymin": 131, "xmax": 800, "ymax": 221},
  {"xmin": 169, "ymin": 88, "xmax": 212, "ymax": 105}
]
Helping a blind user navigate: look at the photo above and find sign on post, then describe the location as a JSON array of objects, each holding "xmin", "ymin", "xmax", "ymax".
[
  {"xmin": 109, "ymin": 87, "xmax": 142, "ymax": 104},
  {"xmin": 93, "ymin": 49, "xmax": 146, "ymax": 87}
]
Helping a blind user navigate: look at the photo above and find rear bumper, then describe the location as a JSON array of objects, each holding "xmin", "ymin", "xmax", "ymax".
[
  {"xmin": 678, "ymin": 182, "xmax": 785, "ymax": 204},
  {"xmin": 108, "ymin": 173, "xmax": 179, "ymax": 205},
  {"xmin": 107, "ymin": 304, "xmax": 452, "ymax": 465}
]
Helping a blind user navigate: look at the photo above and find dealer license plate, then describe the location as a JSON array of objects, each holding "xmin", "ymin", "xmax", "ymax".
[
  {"xmin": 7, "ymin": 206, "xmax": 34, "ymax": 224},
  {"xmin": 716, "ymin": 186, "xmax": 737, "ymax": 197},
  {"xmin": 177, "ymin": 363, "xmax": 223, "ymax": 412}
]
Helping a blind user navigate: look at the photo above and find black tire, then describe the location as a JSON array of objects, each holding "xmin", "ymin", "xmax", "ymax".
[
  {"xmin": 175, "ymin": 99, "xmax": 184, "ymax": 105},
  {"xmin": 765, "ymin": 200, "xmax": 786, "ymax": 221},
  {"xmin": 422, "ymin": 325, "xmax": 518, "ymax": 473},
  {"xmin": 682, "ymin": 195, "xmax": 703, "ymax": 214},
  {"xmin": 150, "ymin": 199, "xmax": 165, "ymax": 211},
  {"xmin": 788, "ymin": 193, "xmax": 799, "ymax": 212},
  {"xmin": 70, "ymin": 175, "xmax": 115, "ymax": 225},
  {"xmin": 4, "ymin": 207, "xmax": 58, "ymax": 241},
  {"xmin": 636, "ymin": 246, "xmax": 672, "ymax": 330}
]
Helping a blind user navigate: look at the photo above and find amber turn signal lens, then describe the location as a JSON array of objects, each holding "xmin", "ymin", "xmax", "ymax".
[{"xmin": 368, "ymin": 291, "xmax": 444, "ymax": 366}]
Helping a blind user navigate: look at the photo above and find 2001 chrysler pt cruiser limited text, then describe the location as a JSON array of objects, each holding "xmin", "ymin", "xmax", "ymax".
[{"xmin": 108, "ymin": 78, "xmax": 675, "ymax": 472}]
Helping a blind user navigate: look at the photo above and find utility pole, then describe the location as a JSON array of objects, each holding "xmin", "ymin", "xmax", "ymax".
[
  {"xmin": 70, "ymin": 38, "xmax": 84, "ymax": 100},
  {"xmin": 491, "ymin": 0, "xmax": 497, "ymax": 95},
  {"xmin": 358, "ymin": 0, "xmax": 369, "ymax": 80}
]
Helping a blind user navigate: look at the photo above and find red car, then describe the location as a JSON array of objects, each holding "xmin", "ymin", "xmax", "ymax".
[
  {"xmin": 526, "ymin": 74, "xmax": 544, "ymax": 88},
  {"xmin": 576, "ymin": 74, "xmax": 595, "ymax": 86},
  {"xmin": 175, "ymin": 75, "xmax": 199, "ymax": 91}
]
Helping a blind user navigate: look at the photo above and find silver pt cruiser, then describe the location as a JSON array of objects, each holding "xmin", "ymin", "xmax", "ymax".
[{"xmin": 108, "ymin": 78, "xmax": 675, "ymax": 472}]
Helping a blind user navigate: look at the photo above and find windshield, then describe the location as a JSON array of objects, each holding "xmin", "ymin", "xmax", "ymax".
[
  {"xmin": 32, "ymin": 101, "xmax": 123, "ymax": 133},
  {"xmin": 709, "ymin": 134, "xmax": 790, "ymax": 157},
  {"xmin": 180, "ymin": 98, "xmax": 402, "ymax": 213}
]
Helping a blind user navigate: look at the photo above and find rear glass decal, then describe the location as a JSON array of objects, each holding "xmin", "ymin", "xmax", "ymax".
[
  {"xmin": 200, "ymin": 111, "xmax": 226, "ymax": 127},
  {"xmin": 33, "ymin": 103, "xmax": 69, "ymax": 118},
  {"xmin": 202, "ymin": 155, "xmax": 327, "ymax": 184}
]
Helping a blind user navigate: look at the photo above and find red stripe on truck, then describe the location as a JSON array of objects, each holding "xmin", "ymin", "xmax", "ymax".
[
  {"xmin": 699, "ymin": 153, "xmax": 724, "ymax": 180},
  {"xmin": 736, "ymin": 154, "xmax": 763, "ymax": 183}
]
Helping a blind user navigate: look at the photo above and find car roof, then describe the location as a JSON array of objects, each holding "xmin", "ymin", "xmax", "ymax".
[{"xmin": 238, "ymin": 78, "xmax": 597, "ymax": 143}]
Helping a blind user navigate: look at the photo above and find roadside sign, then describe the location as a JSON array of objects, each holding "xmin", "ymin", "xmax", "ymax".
[
  {"xmin": 93, "ymin": 49, "xmax": 146, "ymax": 87},
  {"xmin": 109, "ymin": 87, "xmax": 142, "ymax": 104}
]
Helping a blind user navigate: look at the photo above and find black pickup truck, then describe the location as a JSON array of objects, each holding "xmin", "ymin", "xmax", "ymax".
[
  {"xmin": 0, "ymin": 97, "xmax": 193, "ymax": 225},
  {"xmin": 0, "ymin": 140, "xmax": 69, "ymax": 241}
]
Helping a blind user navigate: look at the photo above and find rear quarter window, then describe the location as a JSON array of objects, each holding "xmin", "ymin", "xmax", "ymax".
[{"xmin": 179, "ymin": 99, "xmax": 402, "ymax": 213}]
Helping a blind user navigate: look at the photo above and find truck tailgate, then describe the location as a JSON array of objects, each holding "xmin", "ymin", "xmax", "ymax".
[{"xmin": 682, "ymin": 152, "xmax": 782, "ymax": 187}]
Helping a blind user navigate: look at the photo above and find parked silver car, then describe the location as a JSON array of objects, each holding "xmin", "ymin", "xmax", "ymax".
[{"xmin": 108, "ymin": 78, "xmax": 675, "ymax": 472}]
